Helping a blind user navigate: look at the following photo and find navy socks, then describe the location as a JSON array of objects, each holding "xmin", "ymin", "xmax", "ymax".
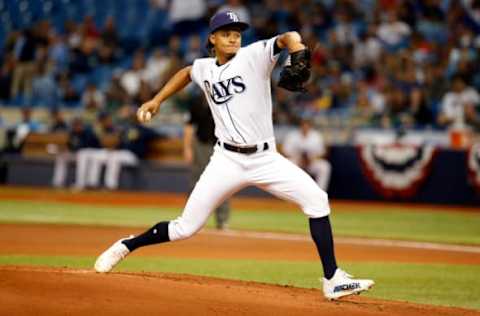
[
  {"xmin": 122, "ymin": 221, "xmax": 170, "ymax": 252},
  {"xmin": 309, "ymin": 216, "xmax": 338, "ymax": 280},
  {"xmin": 122, "ymin": 217, "xmax": 337, "ymax": 280}
]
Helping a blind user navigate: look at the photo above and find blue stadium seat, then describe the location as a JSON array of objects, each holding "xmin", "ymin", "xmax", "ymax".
[
  {"xmin": 117, "ymin": 55, "xmax": 132, "ymax": 70},
  {"xmin": 27, "ymin": 0, "xmax": 43, "ymax": 17},
  {"xmin": 71, "ymin": 74, "xmax": 88, "ymax": 95},
  {"xmin": 89, "ymin": 65, "xmax": 113, "ymax": 91}
]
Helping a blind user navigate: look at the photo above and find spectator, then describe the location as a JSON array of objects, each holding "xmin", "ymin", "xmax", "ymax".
[
  {"xmin": 70, "ymin": 37, "xmax": 98, "ymax": 74},
  {"xmin": 12, "ymin": 108, "xmax": 42, "ymax": 151},
  {"xmin": 381, "ymin": 86, "xmax": 411, "ymax": 129},
  {"xmin": 48, "ymin": 33, "xmax": 69, "ymax": 72},
  {"xmin": 52, "ymin": 117, "xmax": 100, "ymax": 189},
  {"xmin": 377, "ymin": 10, "xmax": 411, "ymax": 53},
  {"xmin": 145, "ymin": 0, "xmax": 170, "ymax": 45},
  {"xmin": 34, "ymin": 20, "xmax": 52, "ymax": 47},
  {"xmin": 18, "ymin": 107, "xmax": 41, "ymax": 132},
  {"xmin": 97, "ymin": 43, "xmax": 116, "ymax": 65},
  {"xmin": 352, "ymin": 88, "xmax": 376, "ymax": 127},
  {"xmin": 330, "ymin": 9, "xmax": 357, "ymax": 47},
  {"xmin": 10, "ymin": 28, "xmax": 39, "ymax": 101},
  {"xmin": 57, "ymin": 72, "xmax": 80, "ymax": 105},
  {"xmin": 184, "ymin": 35, "xmax": 204, "ymax": 65},
  {"xmin": 2, "ymin": 129, "xmax": 21, "ymax": 154},
  {"xmin": 83, "ymin": 15, "xmax": 100, "ymax": 39},
  {"xmin": 120, "ymin": 51, "xmax": 146, "ymax": 98},
  {"xmin": 2, "ymin": 0, "xmax": 480, "ymax": 140},
  {"xmin": 102, "ymin": 106, "xmax": 158, "ymax": 190},
  {"xmin": 82, "ymin": 83, "xmax": 106, "ymax": 111},
  {"xmin": 272, "ymin": 88, "xmax": 296, "ymax": 125},
  {"xmin": 283, "ymin": 119, "xmax": 332, "ymax": 191},
  {"xmin": 143, "ymin": 48, "xmax": 170, "ymax": 91},
  {"xmin": 50, "ymin": 109, "xmax": 68, "ymax": 132},
  {"xmin": 105, "ymin": 72, "xmax": 129, "ymax": 112},
  {"xmin": 417, "ymin": 0, "xmax": 447, "ymax": 44},
  {"xmin": 424, "ymin": 61, "xmax": 448, "ymax": 106},
  {"xmin": 101, "ymin": 16, "xmax": 119, "ymax": 49},
  {"xmin": 98, "ymin": 16, "xmax": 118, "ymax": 65},
  {"xmin": 84, "ymin": 112, "xmax": 119, "ymax": 189},
  {"xmin": 409, "ymin": 87, "xmax": 434, "ymax": 128},
  {"xmin": 438, "ymin": 75, "xmax": 480, "ymax": 129},
  {"xmin": 169, "ymin": 0, "xmax": 207, "ymax": 37},
  {"xmin": 167, "ymin": 35, "xmax": 184, "ymax": 59},
  {"xmin": 64, "ymin": 20, "xmax": 82, "ymax": 49},
  {"xmin": 81, "ymin": 83, "xmax": 106, "ymax": 123},
  {"xmin": 32, "ymin": 60, "xmax": 58, "ymax": 107},
  {"xmin": 353, "ymin": 25, "xmax": 383, "ymax": 68}
]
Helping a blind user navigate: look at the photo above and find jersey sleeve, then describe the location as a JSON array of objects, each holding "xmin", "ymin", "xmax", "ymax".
[
  {"xmin": 244, "ymin": 36, "xmax": 281, "ymax": 77},
  {"xmin": 190, "ymin": 59, "xmax": 202, "ymax": 86}
]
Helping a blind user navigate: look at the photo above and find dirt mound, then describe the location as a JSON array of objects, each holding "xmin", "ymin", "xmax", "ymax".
[{"xmin": 2, "ymin": 266, "xmax": 478, "ymax": 316}]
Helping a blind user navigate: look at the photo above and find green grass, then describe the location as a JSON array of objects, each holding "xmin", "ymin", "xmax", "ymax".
[
  {"xmin": 1, "ymin": 198, "xmax": 479, "ymax": 311},
  {"xmin": 0, "ymin": 200, "xmax": 181, "ymax": 227},
  {"xmin": 1, "ymin": 255, "xmax": 479, "ymax": 311},
  {"xmin": 1, "ymin": 200, "xmax": 479, "ymax": 244}
]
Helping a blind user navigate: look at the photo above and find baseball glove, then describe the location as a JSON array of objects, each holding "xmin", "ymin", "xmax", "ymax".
[{"xmin": 278, "ymin": 48, "xmax": 311, "ymax": 92}]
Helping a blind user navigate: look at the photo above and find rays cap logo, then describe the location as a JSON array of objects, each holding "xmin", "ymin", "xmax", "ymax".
[
  {"xmin": 206, "ymin": 10, "xmax": 249, "ymax": 49},
  {"xmin": 209, "ymin": 11, "xmax": 249, "ymax": 34}
]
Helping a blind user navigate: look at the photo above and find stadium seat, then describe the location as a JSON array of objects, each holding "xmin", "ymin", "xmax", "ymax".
[{"xmin": 71, "ymin": 74, "xmax": 88, "ymax": 95}]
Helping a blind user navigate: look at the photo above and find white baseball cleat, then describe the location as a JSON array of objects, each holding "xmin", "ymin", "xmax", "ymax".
[
  {"xmin": 94, "ymin": 236, "xmax": 133, "ymax": 273},
  {"xmin": 322, "ymin": 268, "xmax": 374, "ymax": 300}
]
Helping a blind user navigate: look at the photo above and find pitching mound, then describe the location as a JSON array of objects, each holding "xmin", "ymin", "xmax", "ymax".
[{"xmin": 1, "ymin": 266, "xmax": 478, "ymax": 316}]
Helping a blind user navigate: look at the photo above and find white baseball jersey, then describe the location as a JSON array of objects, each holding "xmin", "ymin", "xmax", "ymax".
[
  {"xmin": 441, "ymin": 88, "xmax": 480, "ymax": 127},
  {"xmin": 190, "ymin": 36, "xmax": 279, "ymax": 145},
  {"xmin": 283, "ymin": 129, "xmax": 332, "ymax": 191},
  {"xmin": 167, "ymin": 36, "xmax": 331, "ymax": 243},
  {"xmin": 283, "ymin": 129, "xmax": 326, "ymax": 160}
]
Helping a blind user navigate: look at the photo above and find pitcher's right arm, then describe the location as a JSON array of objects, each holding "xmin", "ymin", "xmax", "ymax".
[{"xmin": 137, "ymin": 66, "xmax": 192, "ymax": 123}]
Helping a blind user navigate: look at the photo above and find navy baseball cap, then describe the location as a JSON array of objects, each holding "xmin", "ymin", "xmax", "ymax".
[
  {"xmin": 206, "ymin": 11, "xmax": 249, "ymax": 50},
  {"xmin": 208, "ymin": 11, "xmax": 249, "ymax": 34}
]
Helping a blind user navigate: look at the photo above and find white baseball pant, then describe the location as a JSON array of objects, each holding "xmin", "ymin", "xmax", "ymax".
[
  {"xmin": 104, "ymin": 149, "xmax": 138, "ymax": 189},
  {"xmin": 86, "ymin": 149, "xmax": 110, "ymax": 187},
  {"xmin": 52, "ymin": 148, "xmax": 99, "ymax": 189},
  {"xmin": 308, "ymin": 159, "xmax": 332, "ymax": 191},
  {"xmin": 74, "ymin": 148, "xmax": 105, "ymax": 189},
  {"xmin": 168, "ymin": 142, "xmax": 330, "ymax": 241},
  {"xmin": 288, "ymin": 156, "xmax": 332, "ymax": 191},
  {"xmin": 52, "ymin": 151, "xmax": 75, "ymax": 188}
]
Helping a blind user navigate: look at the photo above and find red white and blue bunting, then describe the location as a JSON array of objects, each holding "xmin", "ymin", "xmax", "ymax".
[
  {"xmin": 357, "ymin": 144, "xmax": 436, "ymax": 198},
  {"xmin": 467, "ymin": 144, "xmax": 480, "ymax": 193}
]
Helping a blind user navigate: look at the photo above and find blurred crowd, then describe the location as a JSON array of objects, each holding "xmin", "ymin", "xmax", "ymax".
[{"xmin": 1, "ymin": 0, "xmax": 480, "ymax": 138}]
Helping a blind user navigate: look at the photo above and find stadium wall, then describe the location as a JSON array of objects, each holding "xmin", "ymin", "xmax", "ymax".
[{"xmin": 2, "ymin": 146, "xmax": 479, "ymax": 205}]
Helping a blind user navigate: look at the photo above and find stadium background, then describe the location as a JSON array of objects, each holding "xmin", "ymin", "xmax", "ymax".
[{"xmin": 0, "ymin": 0, "xmax": 479, "ymax": 315}]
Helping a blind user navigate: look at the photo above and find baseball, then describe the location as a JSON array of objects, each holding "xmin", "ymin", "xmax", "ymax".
[{"xmin": 144, "ymin": 111, "xmax": 152, "ymax": 121}]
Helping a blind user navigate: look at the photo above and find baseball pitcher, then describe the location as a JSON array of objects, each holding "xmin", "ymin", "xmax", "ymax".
[{"xmin": 95, "ymin": 11, "xmax": 374, "ymax": 300}]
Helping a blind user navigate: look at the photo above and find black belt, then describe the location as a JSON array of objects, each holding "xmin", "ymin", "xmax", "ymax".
[{"xmin": 218, "ymin": 141, "xmax": 269, "ymax": 155}]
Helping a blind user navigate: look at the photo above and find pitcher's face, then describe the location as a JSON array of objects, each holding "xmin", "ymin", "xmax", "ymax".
[{"xmin": 210, "ymin": 28, "xmax": 242, "ymax": 56}]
